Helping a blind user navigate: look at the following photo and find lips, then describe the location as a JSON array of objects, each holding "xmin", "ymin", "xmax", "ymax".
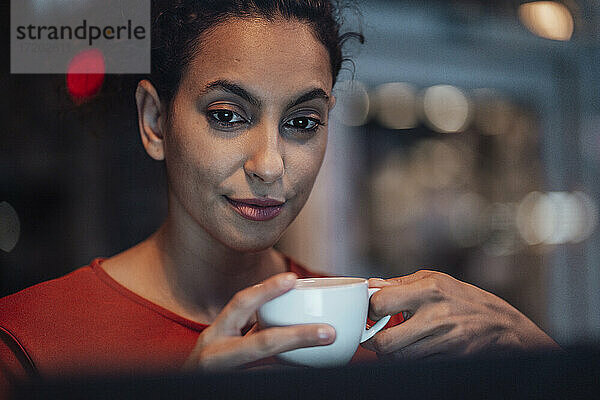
[{"xmin": 225, "ymin": 197, "xmax": 284, "ymax": 221}]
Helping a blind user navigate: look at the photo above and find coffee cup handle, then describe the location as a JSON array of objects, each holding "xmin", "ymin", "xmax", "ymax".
[{"xmin": 360, "ymin": 288, "xmax": 392, "ymax": 343}]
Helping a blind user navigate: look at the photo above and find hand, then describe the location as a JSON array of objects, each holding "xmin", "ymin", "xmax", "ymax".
[
  {"xmin": 362, "ymin": 270, "xmax": 561, "ymax": 360},
  {"xmin": 183, "ymin": 272, "xmax": 336, "ymax": 372}
]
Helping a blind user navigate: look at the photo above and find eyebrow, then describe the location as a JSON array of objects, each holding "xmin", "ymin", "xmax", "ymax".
[
  {"xmin": 204, "ymin": 80, "xmax": 261, "ymax": 107},
  {"xmin": 285, "ymin": 88, "xmax": 330, "ymax": 110},
  {"xmin": 202, "ymin": 79, "xmax": 330, "ymax": 110}
]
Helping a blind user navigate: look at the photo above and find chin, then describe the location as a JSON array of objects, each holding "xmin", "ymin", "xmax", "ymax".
[
  {"xmin": 222, "ymin": 239, "xmax": 279, "ymax": 254},
  {"xmin": 217, "ymin": 229, "xmax": 284, "ymax": 253},
  {"xmin": 210, "ymin": 207, "xmax": 297, "ymax": 253}
]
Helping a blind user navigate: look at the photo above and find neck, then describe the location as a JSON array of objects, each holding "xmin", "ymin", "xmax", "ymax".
[
  {"xmin": 154, "ymin": 218, "xmax": 286, "ymax": 317},
  {"xmin": 103, "ymin": 201, "xmax": 287, "ymax": 325}
]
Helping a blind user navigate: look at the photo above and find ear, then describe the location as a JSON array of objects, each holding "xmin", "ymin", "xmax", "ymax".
[{"xmin": 136, "ymin": 80, "xmax": 166, "ymax": 161}]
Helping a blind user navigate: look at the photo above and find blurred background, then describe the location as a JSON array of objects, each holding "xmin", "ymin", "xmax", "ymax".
[{"xmin": 2, "ymin": 0, "xmax": 599, "ymax": 347}]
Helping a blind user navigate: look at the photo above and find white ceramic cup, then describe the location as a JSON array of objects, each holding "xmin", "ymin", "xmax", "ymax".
[{"xmin": 257, "ymin": 277, "xmax": 391, "ymax": 368}]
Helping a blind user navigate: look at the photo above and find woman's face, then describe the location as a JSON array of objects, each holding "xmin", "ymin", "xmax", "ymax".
[{"xmin": 162, "ymin": 17, "xmax": 334, "ymax": 252}]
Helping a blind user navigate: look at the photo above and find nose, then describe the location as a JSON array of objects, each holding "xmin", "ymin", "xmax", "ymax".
[{"xmin": 243, "ymin": 124, "xmax": 284, "ymax": 184}]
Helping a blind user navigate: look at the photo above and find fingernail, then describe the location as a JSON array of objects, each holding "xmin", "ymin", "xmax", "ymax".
[
  {"xmin": 281, "ymin": 273, "xmax": 297, "ymax": 285},
  {"xmin": 317, "ymin": 327, "xmax": 334, "ymax": 341}
]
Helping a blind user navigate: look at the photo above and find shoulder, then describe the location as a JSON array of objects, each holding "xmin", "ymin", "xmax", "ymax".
[
  {"xmin": 0, "ymin": 261, "xmax": 99, "ymax": 309},
  {"xmin": 0, "ymin": 259, "xmax": 108, "ymax": 336},
  {"xmin": 0, "ymin": 259, "xmax": 107, "ymax": 379},
  {"xmin": 0, "ymin": 259, "xmax": 104, "ymax": 324},
  {"xmin": 0, "ymin": 257, "xmax": 204, "ymax": 379}
]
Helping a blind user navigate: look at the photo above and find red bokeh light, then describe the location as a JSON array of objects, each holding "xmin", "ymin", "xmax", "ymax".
[{"xmin": 66, "ymin": 49, "xmax": 105, "ymax": 104}]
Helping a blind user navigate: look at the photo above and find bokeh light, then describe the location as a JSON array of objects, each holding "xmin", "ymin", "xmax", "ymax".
[
  {"xmin": 422, "ymin": 85, "xmax": 471, "ymax": 133},
  {"xmin": 545, "ymin": 192, "xmax": 579, "ymax": 245},
  {"xmin": 517, "ymin": 191, "xmax": 549, "ymax": 245},
  {"xmin": 372, "ymin": 82, "xmax": 418, "ymax": 130},
  {"xmin": 0, "ymin": 202, "xmax": 21, "ymax": 253},
  {"xmin": 518, "ymin": 1, "xmax": 574, "ymax": 41},
  {"xmin": 66, "ymin": 48, "xmax": 105, "ymax": 104},
  {"xmin": 516, "ymin": 191, "xmax": 598, "ymax": 245},
  {"xmin": 333, "ymin": 80, "xmax": 370, "ymax": 126},
  {"xmin": 572, "ymin": 191, "xmax": 599, "ymax": 243}
]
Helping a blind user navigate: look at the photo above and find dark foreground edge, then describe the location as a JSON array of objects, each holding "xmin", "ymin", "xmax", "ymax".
[{"xmin": 15, "ymin": 346, "xmax": 600, "ymax": 400}]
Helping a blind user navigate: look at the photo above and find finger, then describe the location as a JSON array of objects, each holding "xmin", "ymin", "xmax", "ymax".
[
  {"xmin": 361, "ymin": 311, "xmax": 451, "ymax": 354},
  {"xmin": 198, "ymin": 324, "xmax": 335, "ymax": 371},
  {"xmin": 213, "ymin": 273, "xmax": 297, "ymax": 334},
  {"xmin": 368, "ymin": 271, "xmax": 430, "ymax": 289},
  {"xmin": 368, "ymin": 276, "xmax": 444, "ymax": 321},
  {"xmin": 368, "ymin": 278, "xmax": 393, "ymax": 288},
  {"xmin": 388, "ymin": 270, "xmax": 434, "ymax": 285}
]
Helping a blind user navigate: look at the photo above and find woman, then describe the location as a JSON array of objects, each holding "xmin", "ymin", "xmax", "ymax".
[{"xmin": 0, "ymin": 0, "xmax": 559, "ymax": 387}]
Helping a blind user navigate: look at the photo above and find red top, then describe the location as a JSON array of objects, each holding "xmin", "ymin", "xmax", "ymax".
[{"xmin": 0, "ymin": 258, "xmax": 402, "ymax": 392}]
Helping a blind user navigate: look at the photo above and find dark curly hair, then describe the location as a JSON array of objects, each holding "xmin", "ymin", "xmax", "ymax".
[{"xmin": 150, "ymin": 0, "xmax": 363, "ymax": 111}]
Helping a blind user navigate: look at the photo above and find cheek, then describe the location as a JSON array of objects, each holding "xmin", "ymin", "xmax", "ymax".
[
  {"xmin": 286, "ymin": 134, "xmax": 327, "ymax": 197},
  {"xmin": 165, "ymin": 119, "xmax": 239, "ymax": 190}
]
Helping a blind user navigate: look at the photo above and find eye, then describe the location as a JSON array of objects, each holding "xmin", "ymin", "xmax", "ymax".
[
  {"xmin": 284, "ymin": 117, "xmax": 321, "ymax": 131},
  {"xmin": 209, "ymin": 109, "xmax": 247, "ymax": 126}
]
